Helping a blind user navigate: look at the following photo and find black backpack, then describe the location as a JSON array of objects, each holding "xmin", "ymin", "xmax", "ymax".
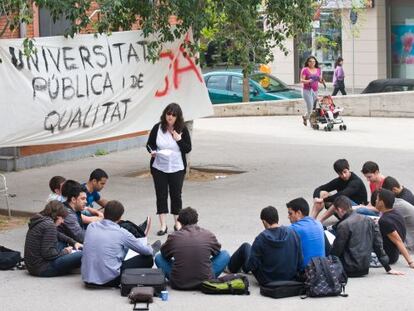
[
  {"xmin": 0, "ymin": 246, "xmax": 24, "ymax": 270},
  {"xmin": 302, "ymin": 256, "xmax": 348, "ymax": 298},
  {"xmin": 119, "ymin": 220, "xmax": 145, "ymax": 238}
]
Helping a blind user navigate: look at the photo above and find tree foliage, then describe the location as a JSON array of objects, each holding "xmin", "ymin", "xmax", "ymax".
[
  {"xmin": 201, "ymin": 0, "xmax": 314, "ymax": 100},
  {"xmin": 1, "ymin": 0, "xmax": 316, "ymax": 100}
]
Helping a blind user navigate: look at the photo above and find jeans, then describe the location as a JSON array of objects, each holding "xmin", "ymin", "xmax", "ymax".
[
  {"xmin": 39, "ymin": 251, "xmax": 82, "ymax": 277},
  {"xmin": 356, "ymin": 207, "xmax": 380, "ymax": 217},
  {"xmin": 84, "ymin": 255, "xmax": 153, "ymax": 287},
  {"xmin": 302, "ymin": 89, "xmax": 318, "ymax": 119},
  {"xmin": 155, "ymin": 250, "xmax": 230, "ymax": 279},
  {"xmin": 228, "ymin": 243, "xmax": 251, "ymax": 274},
  {"xmin": 332, "ymin": 81, "xmax": 347, "ymax": 96},
  {"xmin": 228, "ymin": 243, "xmax": 267, "ymax": 285}
]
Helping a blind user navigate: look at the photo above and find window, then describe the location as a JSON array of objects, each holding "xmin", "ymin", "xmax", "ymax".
[
  {"xmin": 230, "ymin": 76, "xmax": 243, "ymax": 93},
  {"xmin": 39, "ymin": 8, "xmax": 71, "ymax": 37},
  {"xmin": 383, "ymin": 85, "xmax": 414, "ymax": 92},
  {"xmin": 206, "ymin": 75, "xmax": 228, "ymax": 90},
  {"xmin": 250, "ymin": 73, "xmax": 288, "ymax": 92},
  {"xmin": 230, "ymin": 76, "xmax": 257, "ymax": 94}
]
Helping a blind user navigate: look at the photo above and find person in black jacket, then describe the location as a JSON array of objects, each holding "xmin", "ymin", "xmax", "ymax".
[
  {"xmin": 227, "ymin": 206, "xmax": 303, "ymax": 285},
  {"xmin": 311, "ymin": 159, "xmax": 367, "ymax": 222},
  {"xmin": 146, "ymin": 103, "xmax": 192, "ymax": 235},
  {"xmin": 330, "ymin": 195, "xmax": 403, "ymax": 277},
  {"xmin": 24, "ymin": 200, "xmax": 83, "ymax": 277}
]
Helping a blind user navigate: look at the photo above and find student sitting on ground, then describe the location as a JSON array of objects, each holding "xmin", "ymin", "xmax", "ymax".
[
  {"xmin": 155, "ymin": 207, "xmax": 230, "ymax": 290},
  {"xmin": 311, "ymin": 159, "xmax": 367, "ymax": 222},
  {"xmin": 374, "ymin": 189, "xmax": 414, "ymax": 268},
  {"xmin": 24, "ymin": 200, "xmax": 83, "ymax": 277},
  {"xmin": 329, "ymin": 195, "xmax": 403, "ymax": 277},
  {"xmin": 287, "ymin": 197, "xmax": 325, "ymax": 270},
  {"xmin": 61, "ymin": 180, "xmax": 104, "ymax": 233},
  {"xmin": 356, "ymin": 161, "xmax": 385, "ymax": 216},
  {"xmin": 227, "ymin": 206, "xmax": 303, "ymax": 285},
  {"xmin": 59, "ymin": 180, "xmax": 89, "ymax": 243},
  {"xmin": 82, "ymin": 200, "xmax": 158, "ymax": 287},
  {"xmin": 82, "ymin": 168, "xmax": 109, "ymax": 210},
  {"xmin": 47, "ymin": 176, "xmax": 66, "ymax": 202},
  {"xmin": 382, "ymin": 176, "xmax": 414, "ymax": 206}
]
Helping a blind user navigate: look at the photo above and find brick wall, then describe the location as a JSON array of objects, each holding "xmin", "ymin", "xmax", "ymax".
[{"xmin": 0, "ymin": 15, "xmax": 20, "ymax": 39}]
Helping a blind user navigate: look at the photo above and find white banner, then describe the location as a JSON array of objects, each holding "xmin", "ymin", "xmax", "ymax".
[
  {"xmin": 0, "ymin": 30, "xmax": 213, "ymax": 147},
  {"xmin": 321, "ymin": 0, "xmax": 374, "ymax": 9}
]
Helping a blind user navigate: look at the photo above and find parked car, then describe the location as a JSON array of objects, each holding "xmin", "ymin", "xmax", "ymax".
[
  {"xmin": 361, "ymin": 78, "xmax": 414, "ymax": 94},
  {"xmin": 203, "ymin": 71, "xmax": 302, "ymax": 104}
]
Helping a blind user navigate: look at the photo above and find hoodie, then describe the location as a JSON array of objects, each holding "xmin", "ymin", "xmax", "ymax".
[
  {"xmin": 248, "ymin": 226, "xmax": 303, "ymax": 285},
  {"xmin": 24, "ymin": 214, "xmax": 76, "ymax": 276}
]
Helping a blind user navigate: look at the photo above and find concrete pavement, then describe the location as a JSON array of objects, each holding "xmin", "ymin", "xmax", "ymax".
[{"xmin": 1, "ymin": 115, "xmax": 414, "ymax": 311}]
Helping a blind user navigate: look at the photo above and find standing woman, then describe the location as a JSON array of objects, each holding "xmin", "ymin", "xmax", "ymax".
[
  {"xmin": 332, "ymin": 57, "xmax": 347, "ymax": 96},
  {"xmin": 147, "ymin": 103, "xmax": 192, "ymax": 236},
  {"xmin": 300, "ymin": 56, "xmax": 325, "ymax": 126}
]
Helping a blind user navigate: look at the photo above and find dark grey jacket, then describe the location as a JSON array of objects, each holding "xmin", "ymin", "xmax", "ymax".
[
  {"xmin": 331, "ymin": 211, "xmax": 390, "ymax": 277},
  {"xmin": 58, "ymin": 202, "xmax": 85, "ymax": 243},
  {"xmin": 24, "ymin": 214, "xmax": 76, "ymax": 276}
]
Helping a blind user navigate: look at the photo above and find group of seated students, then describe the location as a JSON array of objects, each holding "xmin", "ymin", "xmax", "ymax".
[{"xmin": 23, "ymin": 160, "xmax": 414, "ymax": 292}]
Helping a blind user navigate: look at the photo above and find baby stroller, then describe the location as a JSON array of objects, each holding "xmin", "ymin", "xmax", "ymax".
[{"xmin": 309, "ymin": 95, "xmax": 347, "ymax": 131}]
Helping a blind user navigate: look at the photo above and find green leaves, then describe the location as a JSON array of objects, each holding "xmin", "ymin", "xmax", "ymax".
[{"xmin": 1, "ymin": 0, "xmax": 316, "ymax": 70}]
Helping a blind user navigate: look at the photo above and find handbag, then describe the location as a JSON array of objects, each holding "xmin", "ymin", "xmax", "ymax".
[{"xmin": 128, "ymin": 286, "xmax": 154, "ymax": 311}]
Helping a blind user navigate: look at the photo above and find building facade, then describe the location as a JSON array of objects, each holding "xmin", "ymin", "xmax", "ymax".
[{"xmin": 271, "ymin": 0, "xmax": 414, "ymax": 89}]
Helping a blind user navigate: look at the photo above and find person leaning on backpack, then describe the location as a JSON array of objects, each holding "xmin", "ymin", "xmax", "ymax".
[
  {"xmin": 24, "ymin": 200, "xmax": 83, "ymax": 277},
  {"xmin": 329, "ymin": 196, "xmax": 403, "ymax": 277}
]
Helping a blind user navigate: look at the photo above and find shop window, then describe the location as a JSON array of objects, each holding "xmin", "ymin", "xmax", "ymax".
[
  {"xmin": 390, "ymin": 1, "xmax": 414, "ymax": 78},
  {"xmin": 297, "ymin": 10, "xmax": 342, "ymax": 83}
]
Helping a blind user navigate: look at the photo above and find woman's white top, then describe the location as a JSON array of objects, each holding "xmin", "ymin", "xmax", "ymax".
[{"xmin": 152, "ymin": 125, "xmax": 184, "ymax": 173}]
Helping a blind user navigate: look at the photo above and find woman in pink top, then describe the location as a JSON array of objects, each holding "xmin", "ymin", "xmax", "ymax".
[{"xmin": 300, "ymin": 56, "xmax": 325, "ymax": 126}]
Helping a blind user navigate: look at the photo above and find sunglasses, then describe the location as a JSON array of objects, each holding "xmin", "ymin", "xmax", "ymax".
[{"xmin": 166, "ymin": 112, "xmax": 177, "ymax": 117}]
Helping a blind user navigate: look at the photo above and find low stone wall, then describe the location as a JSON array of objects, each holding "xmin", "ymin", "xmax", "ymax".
[{"xmin": 212, "ymin": 91, "xmax": 414, "ymax": 118}]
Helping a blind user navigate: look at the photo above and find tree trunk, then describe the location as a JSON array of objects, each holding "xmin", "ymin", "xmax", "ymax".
[{"xmin": 242, "ymin": 71, "xmax": 250, "ymax": 102}]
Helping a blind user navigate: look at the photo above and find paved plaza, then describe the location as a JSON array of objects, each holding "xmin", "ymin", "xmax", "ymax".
[{"xmin": 1, "ymin": 115, "xmax": 414, "ymax": 311}]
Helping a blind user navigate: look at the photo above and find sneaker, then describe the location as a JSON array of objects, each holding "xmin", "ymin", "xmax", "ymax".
[
  {"xmin": 137, "ymin": 216, "xmax": 151, "ymax": 237},
  {"xmin": 370, "ymin": 253, "xmax": 382, "ymax": 268},
  {"xmin": 223, "ymin": 267, "xmax": 232, "ymax": 274},
  {"xmin": 151, "ymin": 240, "xmax": 162, "ymax": 254},
  {"xmin": 302, "ymin": 116, "xmax": 307, "ymax": 126}
]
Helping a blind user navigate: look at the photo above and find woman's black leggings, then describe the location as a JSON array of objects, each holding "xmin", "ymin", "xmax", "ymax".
[{"xmin": 151, "ymin": 167, "xmax": 185, "ymax": 215}]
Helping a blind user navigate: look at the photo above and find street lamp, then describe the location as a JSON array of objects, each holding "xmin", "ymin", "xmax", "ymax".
[{"xmin": 350, "ymin": 9, "xmax": 358, "ymax": 94}]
